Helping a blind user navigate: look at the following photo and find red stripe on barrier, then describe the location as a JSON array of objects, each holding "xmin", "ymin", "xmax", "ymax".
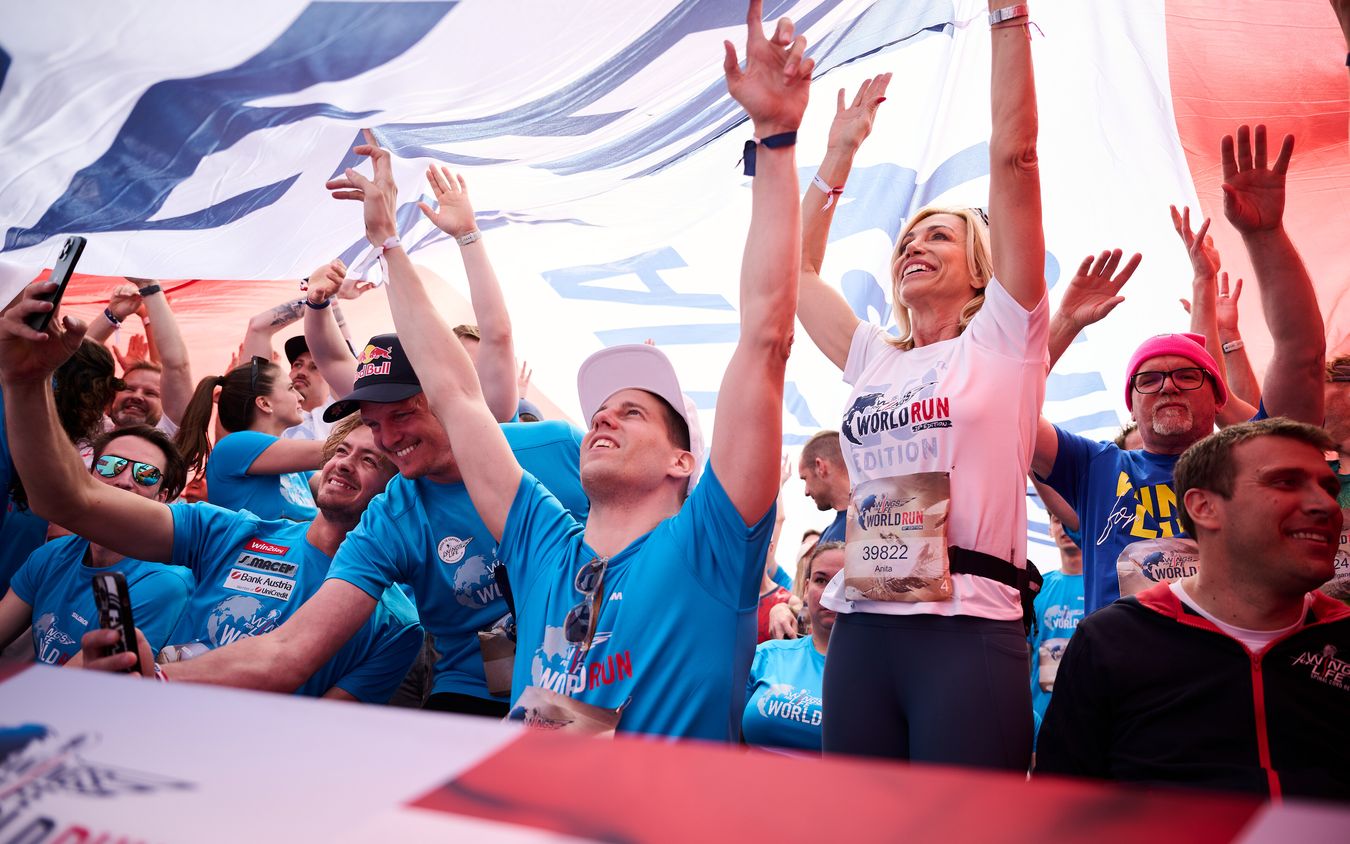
[{"xmin": 410, "ymin": 731, "xmax": 1262, "ymax": 843}]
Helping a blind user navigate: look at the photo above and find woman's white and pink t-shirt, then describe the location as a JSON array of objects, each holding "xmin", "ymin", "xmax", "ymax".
[{"xmin": 822, "ymin": 277, "xmax": 1049, "ymax": 620}]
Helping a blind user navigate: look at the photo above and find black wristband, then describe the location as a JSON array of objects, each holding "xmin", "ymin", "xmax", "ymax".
[
  {"xmin": 103, "ymin": 307, "xmax": 122, "ymax": 326},
  {"xmin": 137, "ymin": 283, "xmax": 162, "ymax": 297},
  {"xmin": 304, "ymin": 297, "xmax": 331, "ymax": 310},
  {"xmin": 741, "ymin": 131, "xmax": 797, "ymax": 176}
]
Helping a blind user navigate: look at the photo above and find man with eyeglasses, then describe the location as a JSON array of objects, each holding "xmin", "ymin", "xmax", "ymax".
[
  {"xmin": 0, "ymin": 424, "xmax": 194, "ymax": 664},
  {"xmin": 0, "ymin": 309, "xmax": 423, "ymax": 700},
  {"xmin": 1033, "ymin": 126, "xmax": 1326, "ymax": 615}
]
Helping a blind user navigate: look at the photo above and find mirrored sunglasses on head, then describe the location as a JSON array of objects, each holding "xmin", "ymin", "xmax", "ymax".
[{"xmin": 94, "ymin": 454, "xmax": 163, "ymax": 487}]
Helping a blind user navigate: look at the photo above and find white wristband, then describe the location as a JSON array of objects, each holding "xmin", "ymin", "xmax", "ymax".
[
  {"xmin": 456, "ymin": 230, "xmax": 481, "ymax": 247},
  {"xmin": 989, "ymin": 3, "xmax": 1029, "ymax": 25},
  {"xmin": 1222, "ymin": 339, "xmax": 1244, "ymax": 354},
  {"xmin": 811, "ymin": 174, "xmax": 845, "ymax": 210}
]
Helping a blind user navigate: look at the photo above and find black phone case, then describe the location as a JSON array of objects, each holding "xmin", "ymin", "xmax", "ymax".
[
  {"xmin": 24, "ymin": 235, "xmax": 87, "ymax": 332},
  {"xmin": 92, "ymin": 570, "xmax": 137, "ymax": 673}
]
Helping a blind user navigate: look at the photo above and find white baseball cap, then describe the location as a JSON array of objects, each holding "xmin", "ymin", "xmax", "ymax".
[{"xmin": 577, "ymin": 344, "xmax": 705, "ymax": 490}]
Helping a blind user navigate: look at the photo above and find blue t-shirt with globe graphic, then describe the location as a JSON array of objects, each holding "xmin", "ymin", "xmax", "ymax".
[
  {"xmin": 11, "ymin": 536, "xmax": 194, "ymax": 666},
  {"xmin": 206, "ymin": 430, "xmax": 317, "ymax": 522},
  {"xmin": 326, "ymin": 421, "xmax": 590, "ymax": 700},
  {"xmin": 164, "ymin": 502, "xmax": 422, "ymax": 702},
  {"xmin": 742, "ymin": 636, "xmax": 826, "ymax": 752},
  {"xmin": 500, "ymin": 465, "xmax": 775, "ymax": 740}
]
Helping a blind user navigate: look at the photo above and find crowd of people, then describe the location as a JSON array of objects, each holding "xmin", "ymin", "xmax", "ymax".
[{"xmin": 1, "ymin": 0, "xmax": 1347, "ymax": 802}]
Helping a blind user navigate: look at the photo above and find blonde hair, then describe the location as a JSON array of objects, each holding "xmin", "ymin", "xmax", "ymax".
[{"xmin": 886, "ymin": 206, "xmax": 994, "ymax": 351}]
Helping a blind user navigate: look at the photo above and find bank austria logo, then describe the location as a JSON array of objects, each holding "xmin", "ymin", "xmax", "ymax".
[{"xmin": 0, "ymin": 723, "xmax": 193, "ymax": 841}]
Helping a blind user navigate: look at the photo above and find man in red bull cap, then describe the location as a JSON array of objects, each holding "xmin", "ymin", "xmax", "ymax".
[{"xmin": 1032, "ymin": 125, "xmax": 1326, "ymax": 615}]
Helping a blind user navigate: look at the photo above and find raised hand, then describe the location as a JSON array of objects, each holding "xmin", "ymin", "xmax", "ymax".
[
  {"xmin": 827, "ymin": 73, "xmax": 891, "ymax": 152},
  {"xmin": 0, "ymin": 282, "xmax": 88, "ymax": 385},
  {"xmin": 1214, "ymin": 272, "xmax": 1244, "ymax": 335},
  {"xmin": 1056, "ymin": 249, "xmax": 1141, "ymax": 329},
  {"xmin": 723, "ymin": 0, "xmax": 813, "ymax": 136},
  {"xmin": 517, "ymin": 360, "xmax": 532, "ymax": 399},
  {"xmin": 1221, "ymin": 124, "xmax": 1295, "ymax": 235},
  {"xmin": 107, "ymin": 283, "xmax": 143, "ymax": 322},
  {"xmin": 326, "ymin": 128, "xmax": 399, "ymax": 246},
  {"xmin": 418, "ymin": 166, "xmax": 478, "ymax": 238},
  {"xmin": 114, "ymin": 333, "xmax": 150, "ymax": 371},
  {"xmin": 1169, "ymin": 205, "xmax": 1220, "ymax": 279},
  {"xmin": 305, "ymin": 258, "xmax": 349, "ymax": 305}
]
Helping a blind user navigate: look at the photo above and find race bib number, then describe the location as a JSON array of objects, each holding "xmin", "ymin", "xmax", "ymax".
[
  {"xmin": 1116, "ymin": 537, "xmax": 1199, "ymax": 597},
  {"xmin": 1323, "ymin": 508, "xmax": 1350, "ymax": 604},
  {"xmin": 1037, "ymin": 637, "xmax": 1070, "ymax": 692},
  {"xmin": 843, "ymin": 472, "xmax": 951, "ymax": 603},
  {"xmin": 507, "ymin": 686, "xmax": 624, "ymax": 737}
]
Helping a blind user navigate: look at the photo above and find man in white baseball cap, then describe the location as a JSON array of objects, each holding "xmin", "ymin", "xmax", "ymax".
[{"xmin": 331, "ymin": 0, "xmax": 813, "ymax": 739}]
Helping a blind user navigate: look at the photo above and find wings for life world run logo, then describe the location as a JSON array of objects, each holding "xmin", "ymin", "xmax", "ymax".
[
  {"xmin": 355, "ymin": 342, "xmax": 394, "ymax": 381},
  {"xmin": 0, "ymin": 724, "xmax": 194, "ymax": 842},
  {"xmin": 841, "ymin": 367, "xmax": 951, "ymax": 474}
]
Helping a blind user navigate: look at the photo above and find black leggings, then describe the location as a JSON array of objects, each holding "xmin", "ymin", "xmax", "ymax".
[{"xmin": 822, "ymin": 611, "xmax": 1032, "ymax": 770}]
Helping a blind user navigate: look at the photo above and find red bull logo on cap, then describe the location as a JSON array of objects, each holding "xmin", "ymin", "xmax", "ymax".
[{"xmin": 356, "ymin": 343, "xmax": 394, "ymax": 379}]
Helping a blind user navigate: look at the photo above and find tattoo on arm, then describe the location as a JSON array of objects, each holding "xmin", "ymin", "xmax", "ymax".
[{"xmin": 269, "ymin": 300, "xmax": 305, "ymax": 328}]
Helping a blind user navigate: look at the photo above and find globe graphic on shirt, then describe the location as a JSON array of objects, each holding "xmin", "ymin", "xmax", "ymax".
[
  {"xmin": 205, "ymin": 595, "xmax": 273, "ymax": 645},
  {"xmin": 531, "ymin": 625, "xmax": 572, "ymax": 686},
  {"xmin": 279, "ymin": 472, "xmax": 315, "ymax": 509},
  {"xmin": 452, "ymin": 554, "xmax": 498, "ymax": 608}
]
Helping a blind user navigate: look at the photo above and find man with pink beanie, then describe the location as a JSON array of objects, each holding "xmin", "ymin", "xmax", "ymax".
[{"xmin": 1031, "ymin": 125, "xmax": 1326, "ymax": 614}]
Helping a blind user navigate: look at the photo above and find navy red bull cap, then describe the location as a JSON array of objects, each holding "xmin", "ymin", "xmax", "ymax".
[{"xmin": 323, "ymin": 333, "xmax": 422, "ymax": 422}]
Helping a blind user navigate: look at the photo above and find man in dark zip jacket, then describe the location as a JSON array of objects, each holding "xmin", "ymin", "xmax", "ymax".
[{"xmin": 1037, "ymin": 419, "xmax": 1349, "ymax": 800}]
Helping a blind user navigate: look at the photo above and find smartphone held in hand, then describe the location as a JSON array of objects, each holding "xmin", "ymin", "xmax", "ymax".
[
  {"xmin": 24, "ymin": 235, "xmax": 87, "ymax": 333},
  {"xmin": 91, "ymin": 570, "xmax": 137, "ymax": 673}
]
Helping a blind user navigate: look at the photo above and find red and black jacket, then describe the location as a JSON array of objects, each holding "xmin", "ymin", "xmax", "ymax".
[{"xmin": 1036, "ymin": 582, "xmax": 1350, "ymax": 800}]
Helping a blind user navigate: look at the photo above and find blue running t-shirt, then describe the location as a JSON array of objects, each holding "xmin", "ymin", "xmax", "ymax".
[
  {"xmin": 1041, "ymin": 427, "xmax": 1188, "ymax": 614},
  {"xmin": 1028, "ymin": 568, "xmax": 1085, "ymax": 734},
  {"xmin": 165, "ymin": 502, "xmax": 421, "ymax": 702},
  {"xmin": 326, "ymin": 420, "xmax": 589, "ymax": 700},
  {"xmin": 11, "ymin": 536, "xmax": 194, "ymax": 665},
  {"xmin": 501, "ymin": 465, "xmax": 775, "ymax": 740},
  {"xmin": 206, "ymin": 430, "xmax": 317, "ymax": 522},
  {"xmin": 742, "ymin": 636, "xmax": 826, "ymax": 752}
]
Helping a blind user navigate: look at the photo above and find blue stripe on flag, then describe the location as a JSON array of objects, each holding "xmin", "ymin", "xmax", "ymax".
[{"xmin": 5, "ymin": 2, "xmax": 456, "ymax": 252}]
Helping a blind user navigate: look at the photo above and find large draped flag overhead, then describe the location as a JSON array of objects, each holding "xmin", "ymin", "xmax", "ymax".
[{"xmin": 1, "ymin": 0, "xmax": 1345, "ymax": 566}]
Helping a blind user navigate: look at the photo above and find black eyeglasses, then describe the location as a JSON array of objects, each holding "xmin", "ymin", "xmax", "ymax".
[
  {"xmin": 1131, "ymin": 367, "xmax": 1208, "ymax": 395},
  {"xmin": 563, "ymin": 557, "xmax": 608, "ymax": 655},
  {"xmin": 94, "ymin": 454, "xmax": 163, "ymax": 487},
  {"xmin": 248, "ymin": 356, "xmax": 267, "ymax": 396}
]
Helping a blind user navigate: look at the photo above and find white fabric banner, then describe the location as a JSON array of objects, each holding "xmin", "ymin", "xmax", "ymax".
[{"xmin": 0, "ymin": 0, "xmax": 1202, "ymax": 568}]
